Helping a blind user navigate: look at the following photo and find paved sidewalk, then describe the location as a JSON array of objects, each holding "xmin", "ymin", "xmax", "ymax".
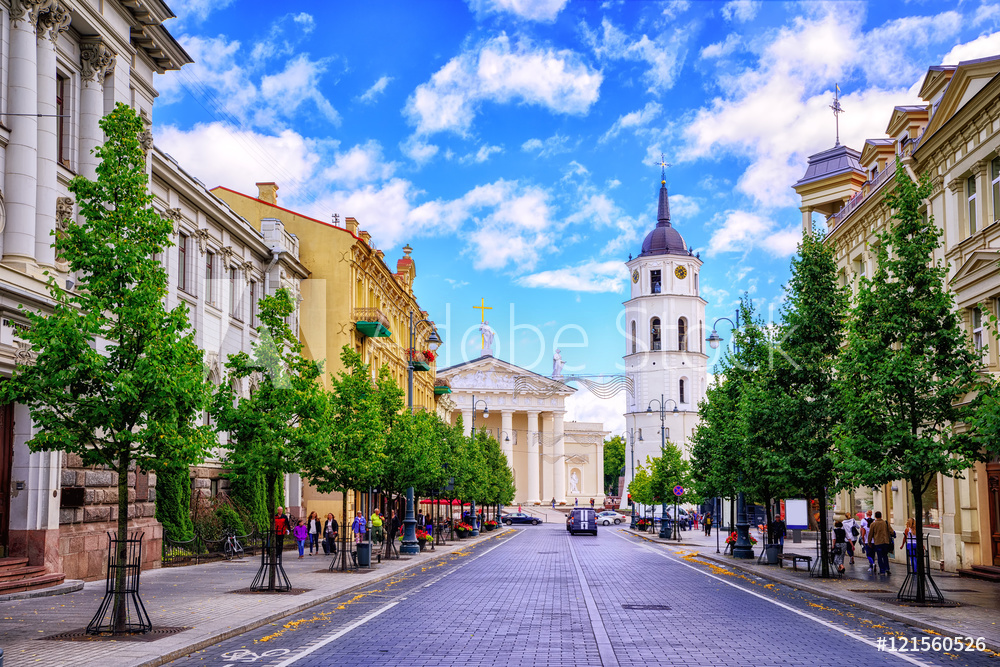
[
  {"xmin": 0, "ymin": 529, "xmax": 510, "ymax": 667},
  {"xmin": 627, "ymin": 525, "xmax": 1000, "ymax": 653}
]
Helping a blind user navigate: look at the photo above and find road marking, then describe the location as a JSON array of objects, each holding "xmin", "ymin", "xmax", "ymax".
[
  {"xmin": 270, "ymin": 603, "xmax": 399, "ymax": 667},
  {"xmin": 612, "ymin": 530, "xmax": 931, "ymax": 667},
  {"xmin": 567, "ymin": 536, "xmax": 620, "ymax": 667}
]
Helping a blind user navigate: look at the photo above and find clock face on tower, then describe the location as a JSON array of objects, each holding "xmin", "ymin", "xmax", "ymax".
[
  {"xmin": 631, "ymin": 269, "xmax": 639, "ymax": 283},
  {"xmin": 674, "ymin": 266, "xmax": 688, "ymax": 279}
]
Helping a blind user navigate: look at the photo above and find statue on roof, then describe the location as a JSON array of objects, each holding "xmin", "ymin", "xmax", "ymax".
[
  {"xmin": 553, "ymin": 349, "xmax": 565, "ymax": 378},
  {"xmin": 479, "ymin": 321, "xmax": 495, "ymax": 357}
]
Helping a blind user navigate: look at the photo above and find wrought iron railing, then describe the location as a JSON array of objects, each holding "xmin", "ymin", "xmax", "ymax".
[
  {"xmin": 353, "ymin": 307, "xmax": 389, "ymax": 327},
  {"xmin": 830, "ymin": 162, "xmax": 897, "ymax": 229}
]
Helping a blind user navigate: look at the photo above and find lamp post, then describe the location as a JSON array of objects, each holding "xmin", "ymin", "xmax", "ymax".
[
  {"xmin": 631, "ymin": 428, "xmax": 642, "ymax": 529},
  {"xmin": 402, "ymin": 311, "xmax": 442, "ymax": 556},
  {"xmin": 469, "ymin": 395, "xmax": 489, "ymax": 537},
  {"xmin": 706, "ymin": 312, "xmax": 753, "ymax": 559},
  {"xmin": 494, "ymin": 430, "xmax": 512, "ymax": 524},
  {"xmin": 646, "ymin": 395, "xmax": 678, "ymax": 539}
]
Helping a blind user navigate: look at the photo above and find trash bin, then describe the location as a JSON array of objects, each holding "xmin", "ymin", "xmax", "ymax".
[
  {"xmin": 765, "ymin": 544, "xmax": 781, "ymax": 564},
  {"xmin": 357, "ymin": 542, "xmax": 371, "ymax": 567}
]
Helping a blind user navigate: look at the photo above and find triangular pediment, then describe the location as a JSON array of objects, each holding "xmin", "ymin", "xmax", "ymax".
[
  {"xmin": 922, "ymin": 57, "xmax": 1000, "ymax": 144},
  {"xmin": 951, "ymin": 249, "xmax": 1000, "ymax": 298},
  {"xmin": 438, "ymin": 356, "xmax": 575, "ymax": 395}
]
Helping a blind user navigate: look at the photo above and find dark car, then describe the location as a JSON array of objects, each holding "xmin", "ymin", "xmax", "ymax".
[
  {"xmin": 567, "ymin": 508, "xmax": 597, "ymax": 536},
  {"xmin": 501, "ymin": 512, "xmax": 540, "ymax": 526}
]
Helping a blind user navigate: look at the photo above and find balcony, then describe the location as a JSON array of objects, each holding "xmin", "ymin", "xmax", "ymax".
[
  {"xmin": 408, "ymin": 348, "xmax": 434, "ymax": 372},
  {"xmin": 354, "ymin": 308, "xmax": 391, "ymax": 338},
  {"xmin": 434, "ymin": 378, "xmax": 452, "ymax": 395},
  {"xmin": 830, "ymin": 161, "xmax": 897, "ymax": 229}
]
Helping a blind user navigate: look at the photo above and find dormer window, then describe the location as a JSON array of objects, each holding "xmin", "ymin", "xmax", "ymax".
[{"xmin": 650, "ymin": 270, "xmax": 661, "ymax": 294}]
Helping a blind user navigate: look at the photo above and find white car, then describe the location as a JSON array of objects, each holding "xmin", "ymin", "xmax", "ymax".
[{"xmin": 595, "ymin": 510, "xmax": 627, "ymax": 526}]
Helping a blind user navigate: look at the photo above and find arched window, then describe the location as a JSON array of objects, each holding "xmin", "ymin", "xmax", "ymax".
[
  {"xmin": 679, "ymin": 378, "xmax": 686, "ymax": 404},
  {"xmin": 678, "ymin": 317, "xmax": 687, "ymax": 351},
  {"xmin": 650, "ymin": 317, "xmax": 661, "ymax": 351},
  {"xmin": 631, "ymin": 320, "xmax": 637, "ymax": 354},
  {"xmin": 699, "ymin": 320, "xmax": 703, "ymax": 353}
]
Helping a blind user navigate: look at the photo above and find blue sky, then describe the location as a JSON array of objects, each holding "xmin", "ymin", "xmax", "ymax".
[{"xmin": 154, "ymin": 0, "xmax": 1000, "ymax": 432}]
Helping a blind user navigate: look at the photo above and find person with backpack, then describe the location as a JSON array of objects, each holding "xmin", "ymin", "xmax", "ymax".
[
  {"xmin": 351, "ymin": 511, "xmax": 366, "ymax": 545},
  {"xmin": 842, "ymin": 514, "xmax": 858, "ymax": 565},
  {"xmin": 323, "ymin": 513, "xmax": 339, "ymax": 556},
  {"xmin": 704, "ymin": 513, "xmax": 712, "ymax": 536},
  {"xmin": 867, "ymin": 511, "xmax": 893, "ymax": 575},
  {"xmin": 831, "ymin": 520, "xmax": 848, "ymax": 573}
]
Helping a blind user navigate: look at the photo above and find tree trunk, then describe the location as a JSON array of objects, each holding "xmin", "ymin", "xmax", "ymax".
[
  {"xmin": 340, "ymin": 491, "xmax": 350, "ymax": 572},
  {"xmin": 265, "ymin": 471, "xmax": 278, "ymax": 591},
  {"xmin": 817, "ymin": 485, "xmax": 830, "ymax": 578},
  {"xmin": 912, "ymin": 475, "xmax": 927, "ymax": 603},
  {"xmin": 113, "ymin": 449, "xmax": 130, "ymax": 632}
]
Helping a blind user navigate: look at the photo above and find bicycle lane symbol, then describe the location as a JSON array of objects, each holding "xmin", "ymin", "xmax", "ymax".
[{"xmin": 220, "ymin": 648, "xmax": 291, "ymax": 665}]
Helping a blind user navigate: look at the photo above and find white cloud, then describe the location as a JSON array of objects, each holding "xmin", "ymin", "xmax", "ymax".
[
  {"xmin": 700, "ymin": 33, "xmax": 740, "ymax": 60},
  {"xmin": 705, "ymin": 210, "xmax": 799, "ymax": 258},
  {"xmin": 466, "ymin": 0, "xmax": 569, "ymax": 22},
  {"xmin": 721, "ymin": 0, "xmax": 760, "ymax": 22},
  {"xmin": 565, "ymin": 388, "xmax": 625, "ymax": 435},
  {"xmin": 406, "ymin": 34, "xmax": 602, "ymax": 136},
  {"xmin": 517, "ymin": 261, "xmax": 627, "ymax": 293},
  {"xmin": 167, "ymin": 0, "xmax": 235, "ymax": 24},
  {"xmin": 358, "ymin": 75, "xmax": 393, "ymax": 104},
  {"xmin": 521, "ymin": 134, "xmax": 573, "ymax": 157},
  {"xmin": 322, "ymin": 141, "xmax": 396, "ymax": 186},
  {"xmin": 669, "ymin": 194, "xmax": 700, "ymax": 220},
  {"xmin": 259, "ymin": 54, "xmax": 340, "ymax": 125},
  {"xmin": 462, "ymin": 144, "xmax": 504, "ymax": 163},
  {"xmin": 400, "ymin": 136, "xmax": 440, "ymax": 165},
  {"xmin": 583, "ymin": 17, "xmax": 689, "ymax": 94},
  {"xmin": 941, "ymin": 31, "xmax": 1000, "ymax": 65},
  {"xmin": 600, "ymin": 102, "xmax": 662, "ymax": 142}
]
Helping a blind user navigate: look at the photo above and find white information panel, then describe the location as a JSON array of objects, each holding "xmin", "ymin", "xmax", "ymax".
[{"xmin": 784, "ymin": 498, "xmax": 809, "ymax": 530}]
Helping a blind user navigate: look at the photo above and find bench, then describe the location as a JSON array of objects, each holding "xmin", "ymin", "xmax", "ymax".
[{"xmin": 779, "ymin": 553, "xmax": 813, "ymax": 571}]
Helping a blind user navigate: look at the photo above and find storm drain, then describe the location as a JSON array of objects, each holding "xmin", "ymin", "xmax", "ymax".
[
  {"xmin": 621, "ymin": 604, "xmax": 671, "ymax": 610},
  {"xmin": 40, "ymin": 627, "xmax": 189, "ymax": 642},
  {"xmin": 848, "ymin": 588, "xmax": 891, "ymax": 593}
]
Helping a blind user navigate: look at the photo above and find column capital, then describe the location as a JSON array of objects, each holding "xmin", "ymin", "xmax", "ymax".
[
  {"xmin": 80, "ymin": 38, "xmax": 117, "ymax": 82},
  {"xmin": 11, "ymin": 0, "xmax": 50, "ymax": 26},
  {"xmin": 36, "ymin": 1, "xmax": 70, "ymax": 42}
]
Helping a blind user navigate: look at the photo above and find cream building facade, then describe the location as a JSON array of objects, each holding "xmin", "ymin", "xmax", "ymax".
[
  {"xmin": 438, "ymin": 355, "xmax": 607, "ymax": 506},
  {"xmin": 793, "ymin": 55, "xmax": 1000, "ymax": 575}
]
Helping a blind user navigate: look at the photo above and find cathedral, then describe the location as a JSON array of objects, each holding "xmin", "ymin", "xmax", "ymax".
[{"xmin": 620, "ymin": 177, "xmax": 708, "ymax": 503}]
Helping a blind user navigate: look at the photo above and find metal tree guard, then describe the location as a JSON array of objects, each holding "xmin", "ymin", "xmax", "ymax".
[
  {"xmin": 87, "ymin": 532, "xmax": 152, "ymax": 635},
  {"xmin": 250, "ymin": 530, "xmax": 292, "ymax": 592},
  {"xmin": 897, "ymin": 533, "xmax": 944, "ymax": 603}
]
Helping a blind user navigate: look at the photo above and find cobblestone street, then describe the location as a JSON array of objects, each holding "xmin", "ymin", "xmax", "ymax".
[{"xmin": 161, "ymin": 525, "xmax": 1000, "ymax": 667}]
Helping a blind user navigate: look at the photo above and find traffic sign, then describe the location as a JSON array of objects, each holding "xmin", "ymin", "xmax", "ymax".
[{"xmin": 673, "ymin": 485, "xmax": 684, "ymax": 496}]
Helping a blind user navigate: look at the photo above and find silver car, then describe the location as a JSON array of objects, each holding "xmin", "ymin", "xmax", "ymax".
[{"xmin": 595, "ymin": 510, "xmax": 626, "ymax": 526}]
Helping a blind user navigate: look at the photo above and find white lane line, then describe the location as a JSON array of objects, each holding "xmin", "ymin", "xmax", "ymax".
[
  {"xmin": 567, "ymin": 535, "xmax": 620, "ymax": 667},
  {"xmin": 612, "ymin": 530, "xmax": 931, "ymax": 667},
  {"xmin": 270, "ymin": 602, "xmax": 399, "ymax": 667},
  {"xmin": 273, "ymin": 530, "xmax": 521, "ymax": 666}
]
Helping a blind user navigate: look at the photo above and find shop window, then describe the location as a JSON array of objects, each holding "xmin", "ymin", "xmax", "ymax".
[
  {"xmin": 916, "ymin": 476, "xmax": 940, "ymax": 528},
  {"xmin": 650, "ymin": 317, "xmax": 661, "ymax": 351}
]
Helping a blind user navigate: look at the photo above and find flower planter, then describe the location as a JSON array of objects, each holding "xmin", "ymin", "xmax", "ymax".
[
  {"xmin": 418, "ymin": 540, "xmax": 427, "ymax": 551},
  {"xmin": 456, "ymin": 530, "xmax": 468, "ymax": 539},
  {"xmin": 412, "ymin": 361, "xmax": 431, "ymax": 372},
  {"xmin": 434, "ymin": 385, "xmax": 452, "ymax": 395}
]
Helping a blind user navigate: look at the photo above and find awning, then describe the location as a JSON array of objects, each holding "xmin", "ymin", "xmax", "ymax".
[{"xmin": 418, "ymin": 499, "xmax": 464, "ymax": 506}]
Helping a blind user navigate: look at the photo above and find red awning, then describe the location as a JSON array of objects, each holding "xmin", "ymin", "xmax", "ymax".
[{"xmin": 418, "ymin": 499, "xmax": 464, "ymax": 505}]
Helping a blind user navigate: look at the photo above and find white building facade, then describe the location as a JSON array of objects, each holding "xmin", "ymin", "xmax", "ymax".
[{"xmin": 621, "ymin": 180, "xmax": 708, "ymax": 508}]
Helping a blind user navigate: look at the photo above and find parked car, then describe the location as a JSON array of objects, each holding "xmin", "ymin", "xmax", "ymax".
[
  {"xmin": 567, "ymin": 508, "xmax": 598, "ymax": 536},
  {"xmin": 501, "ymin": 512, "xmax": 540, "ymax": 526},
  {"xmin": 596, "ymin": 510, "xmax": 626, "ymax": 526}
]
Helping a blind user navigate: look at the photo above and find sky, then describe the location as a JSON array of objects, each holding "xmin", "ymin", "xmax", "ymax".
[{"xmin": 153, "ymin": 0, "xmax": 1000, "ymax": 435}]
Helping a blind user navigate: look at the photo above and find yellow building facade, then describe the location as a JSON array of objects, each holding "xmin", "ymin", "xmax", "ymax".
[
  {"xmin": 793, "ymin": 56, "xmax": 1000, "ymax": 576},
  {"xmin": 212, "ymin": 183, "xmax": 445, "ymax": 520}
]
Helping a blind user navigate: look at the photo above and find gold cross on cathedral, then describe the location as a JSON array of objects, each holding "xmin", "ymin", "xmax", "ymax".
[
  {"xmin": 473, "ymin": 298, "xmax": 492, "ymax": 347},
  {"xmin": 655, "ymin": 153, "xmax": 672, "ymax": 183}
]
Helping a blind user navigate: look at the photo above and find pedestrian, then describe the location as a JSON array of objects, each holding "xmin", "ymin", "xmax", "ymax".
[
  {"xmin": 770, "ymin": 513, "xmax": 786, "ymax": 549},
  {"xmin": 590, "ymin": 498, "xmax": 594, "ymax": 509},
  {"xmin": 370, "ymin": 508, "xmax": 384, "ymax": 545},
  {"xmin": 867, "ymin": 511, "xmax": 893, "ymax": 575},
  {"xmin": 901, "ymin": 517, "xmax": 917, "ymax": 573},
  {"xmin": 293, "ymin": 519, "xmax": 308, "ymax": 559},
  {"xmin": 704, "ymin": 512, "xmax": 712, "ymax": 536},
  {"xmin": 307, "ymin": 511, "xmax": 321, "ymax": 555},
  {"xmin": 575, "ymin": 498, "xmax": 579, "ymax": 507},
  {"xmin": 551, "ymin": 498, "xmax": 556, "ymax": 510},
  {"xmin": 858, "ymin": 514, "xmax": 875, "ymax": 571},
  {"xmin": 842, "ymin": 513, "xmax": 858, "ymax": 564},
  {"xmin": 273, "ymin": 506, "xmax": 291, "ymax": 556},
  {"xmin": 351, "ymin": 511, "xmax": 366, "ymax": 546},
  {"xmin": 417, "ymin": 511, "xmax": 425, "ymax": 529},
  {"xmin": 831, "ymin": 520, "xmax": 847, "ymax": 573},
  {"xmin": 389, "ymin": 510, "xmax": 401, "ymax": 543},
  {"xmin": 323, "ymin": 513, "xmax": 338, "ymax": 556}
]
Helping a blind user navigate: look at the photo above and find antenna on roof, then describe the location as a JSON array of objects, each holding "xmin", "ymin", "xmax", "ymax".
[
  {"xmin": 830, "ymin": 84, "xmax": 845, "ymax": 147},
  {"xmin": 332, "ymin": 213, "xmax": 340, "ymax": 227}
]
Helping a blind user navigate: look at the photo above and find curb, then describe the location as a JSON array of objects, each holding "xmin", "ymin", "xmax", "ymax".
[
  {"xmin": 135, "ymin": 528, "xmax": 512, "ymax": 667},
  {"xmin": 0, "ymin": 579, "xmax": 84, "ymax": 602}
]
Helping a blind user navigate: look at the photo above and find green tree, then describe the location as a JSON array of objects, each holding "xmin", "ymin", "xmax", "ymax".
[
  {"xmin": 603, "ymin": 435, "xmax": 625, "ymax": 496},
  {"xmin": 155, "ymin": 464, "xmax": 194, "ymax": 543},
  {"xmin": 836, "ymin": 164, "xmax": 984, "ymax": 601},
  {"xmin": 211, "ymin": 289, "xmax": 326, "ymax": 586},
  {"xmin": 0, "ymin": 104, "xmax": 214, "ymax": 630},
  {"xmin": 628, "ymin": 457, "xmax": 654, "ymax": 508}
]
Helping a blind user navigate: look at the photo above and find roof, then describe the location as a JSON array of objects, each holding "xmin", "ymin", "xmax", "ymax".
[
  {"xmin": 639, "ymin": 182, "xmax": 689, "ymax": 257},
  {"xmin": 794, "ymin": 144, "xmax": 864, "ymax": 187}
]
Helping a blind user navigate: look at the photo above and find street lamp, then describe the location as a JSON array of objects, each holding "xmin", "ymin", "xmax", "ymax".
[
  {"xmin": 706, "ymin": 312, "xmax": 753, "ymax": 559},
  {"xmin": 619, "ymin": 429, "xmax": 638, "ymax": 529},
  {"xmin": 402, "ymin": 311, "xmax": 443, "ymax": 556},
  {"xmin": 646, "ymin": 395, "xmax": 678, "ymax": 539},
  {"xmin": 469, "ymin": 395, "xmax": 489, "ymax": 536}
]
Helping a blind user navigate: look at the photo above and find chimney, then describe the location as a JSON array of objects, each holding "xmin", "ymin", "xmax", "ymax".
[
  {"xmin": 345, "ymin": 217, "xmax": 359, "ymax": 234},
  {"xmin": 256, "ymin": 182, "xmax": 278, "ymax": 205},
  {"xmin": 359, "ymin": 230, "xmax": 372, "ymax": 246}
]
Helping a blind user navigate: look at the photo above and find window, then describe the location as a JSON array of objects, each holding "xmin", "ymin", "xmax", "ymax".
[
  {"xmin": 249, "ymin": 280, "xmax": 257, "ymax": 328},
  {"xmin": 650, "ymin": 270, "xmax": 661, "ymax": 294},
  {"xmin": 699, "ymin": 320, "xmax": 704, "ymax": 353},
  {"xmin": 969, "ymin": 175, "xmax": 978, "ymax": 235},
  {"xmin": 56, "ymin": 73, "xmax": 68, "ymax": 166},
  {"xmin": 230, "ymin": 268, "xmax": 241, "ymax": 319},
  {"xmin": 650, "ymin": 317, "xmax": 661, "ymax": 351},
  {"xmin": 678, "ymin": 317, "xmax": 687, "ymax": 351},
  {"xmin": 630, "ymin": 321, "xmax": 636, "ymax": 354},
  {"xmin": 973, "ymin": 307, "xmax": 985, "ymax": 352},
  {"xmin": 679, "ymin": 378, "xmax": 686, "ymax": 404},
  {"xmin": 205, "ymin": 251, "xmax": 215, "ymax": 304},
  {"xmin": 178, "ymin": 233, "xmax": 189, "ymax": 293},
  {"xmin": 992, "ymin": 157, "xmax": 1000, "ymax": 223}
]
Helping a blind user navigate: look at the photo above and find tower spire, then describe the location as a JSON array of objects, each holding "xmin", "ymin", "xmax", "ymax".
[
  {"xmin": 830, "ymin": 83, "xmax": 845, "ymax": 147},
  {"xmin": 655, "ymin": 153, "xmax": 672, "ymax": 227}
]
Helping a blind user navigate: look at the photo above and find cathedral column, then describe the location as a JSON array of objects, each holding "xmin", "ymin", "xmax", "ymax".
[
  {"xmin": 553, "ymin": 411, "xmax": 565, "ymax": 504},
  {"xmin": 34, "ymin": 2, "xmax": 71, "ymax": 270},
  {"xmin": 79, "ymin": 39, "xmax": 115, "ymax": 180},
  {"xmin": 3, "ymin": 0, "xmax": 47, "ymax": 266},
  {"xmin": 526, "ymin": 411, "xmax": 540, "ymax": 504},
  {"xmin": 461, "ymin": 408, "xmax": 473, "ymax": 437},
  {"xmin": 541, "ymin": 412, "xmax": 554, "ymax": 504},
  {"xmin": 500, "ymin": 410, "xmax": 513, "ymax": 469}
]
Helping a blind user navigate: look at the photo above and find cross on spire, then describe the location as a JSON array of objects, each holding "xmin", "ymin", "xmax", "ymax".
[
  {"xmin": 655, "ymin": 153, "xmax": 672, "ymax": 184},
  {"xmin": 830, "ymin": 83, "xmax": 845, "ymax": 147},
  {"xmin": 473, "ymin": 297, "xmax": 492, "ymax": 347}
]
